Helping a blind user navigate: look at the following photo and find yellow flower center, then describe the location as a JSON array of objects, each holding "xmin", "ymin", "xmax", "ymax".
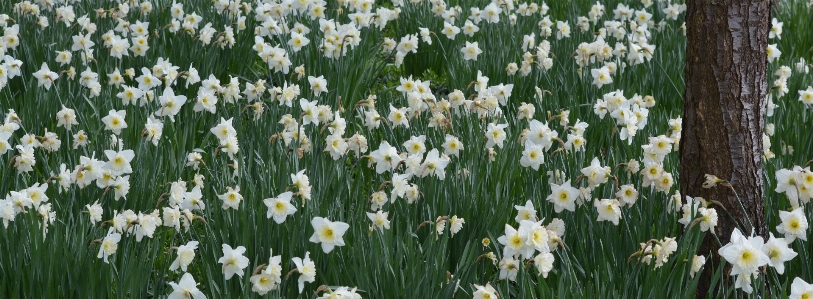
[
  {"xmin": 768, "ymin": 249, "xmax": 779, "ymax": 259},
  {"xmin": 510, "ymin": 236, "xmax": 522, "ymax": 247}
]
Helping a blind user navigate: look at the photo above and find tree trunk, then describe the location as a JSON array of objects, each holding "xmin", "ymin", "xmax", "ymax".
[{"xmin": 681, "ymin": 0, "xmax": 771, "ymax": 297}]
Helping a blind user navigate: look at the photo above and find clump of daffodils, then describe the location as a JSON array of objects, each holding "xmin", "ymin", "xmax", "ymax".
[
  {"xmin": 593, "ymin": 90, "xmax": 656, "ymax": 145},
  {"xmin": 677, "ymin": 196, "xmax": 718, "ymax": 234},
  {"xmin": 496, "ymin": 213, "xmax": 565, "ymax": 281},
  {"xmin": 250, "ymin": 249, "xmax": 283, "ymax": 295},
  {"xmin": 774, "ymin": 167, "xmax": 813, "ymax": 208},
  {"xmin": 718, "ymin": 228, "xmax": 769, "ymax": 294},
  {"xmin": 629, "ymin": 236, "xmax": 677, "ymax": 269},
  {"xmin": 210, "ymin": 117, "xmax": 240, "ymax": 161}
]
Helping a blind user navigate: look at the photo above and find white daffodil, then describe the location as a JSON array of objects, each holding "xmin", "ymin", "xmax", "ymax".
[
  {"xmin": 170, "ymin": 241, "xmax": 199, "ymax": 272},
  {"xmin": 167, "ymin": 273, "xmax": 206, "ymax": 299},
  {"xmin": 309, "ymin": 217, "xmax": 350, "ymax": 253},
  {"xmin": 218, "ymin": 244, "xmax": 249, "ymax": 280},
  {"xmin": 264, "ymin": 191, "xmax": 297, "ymax": 224},
  {"xmin": 292, "ymin": 252, "xmax": 316, "ymax": 293}
]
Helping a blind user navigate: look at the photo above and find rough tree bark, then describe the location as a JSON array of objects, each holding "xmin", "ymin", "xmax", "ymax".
[{"xmin": 681, "ymin": 0, "xmax": 771, "ymax": 297}]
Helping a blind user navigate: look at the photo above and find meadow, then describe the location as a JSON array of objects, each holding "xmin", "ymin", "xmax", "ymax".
[{"xmin": 0, "ymin": 0, "xmax": 812, "ymax": 298}]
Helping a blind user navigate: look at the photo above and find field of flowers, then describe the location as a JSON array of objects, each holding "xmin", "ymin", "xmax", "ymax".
[{"xmin": 0, "ymin": 0, "xmax": 812, "ymax": 298}]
